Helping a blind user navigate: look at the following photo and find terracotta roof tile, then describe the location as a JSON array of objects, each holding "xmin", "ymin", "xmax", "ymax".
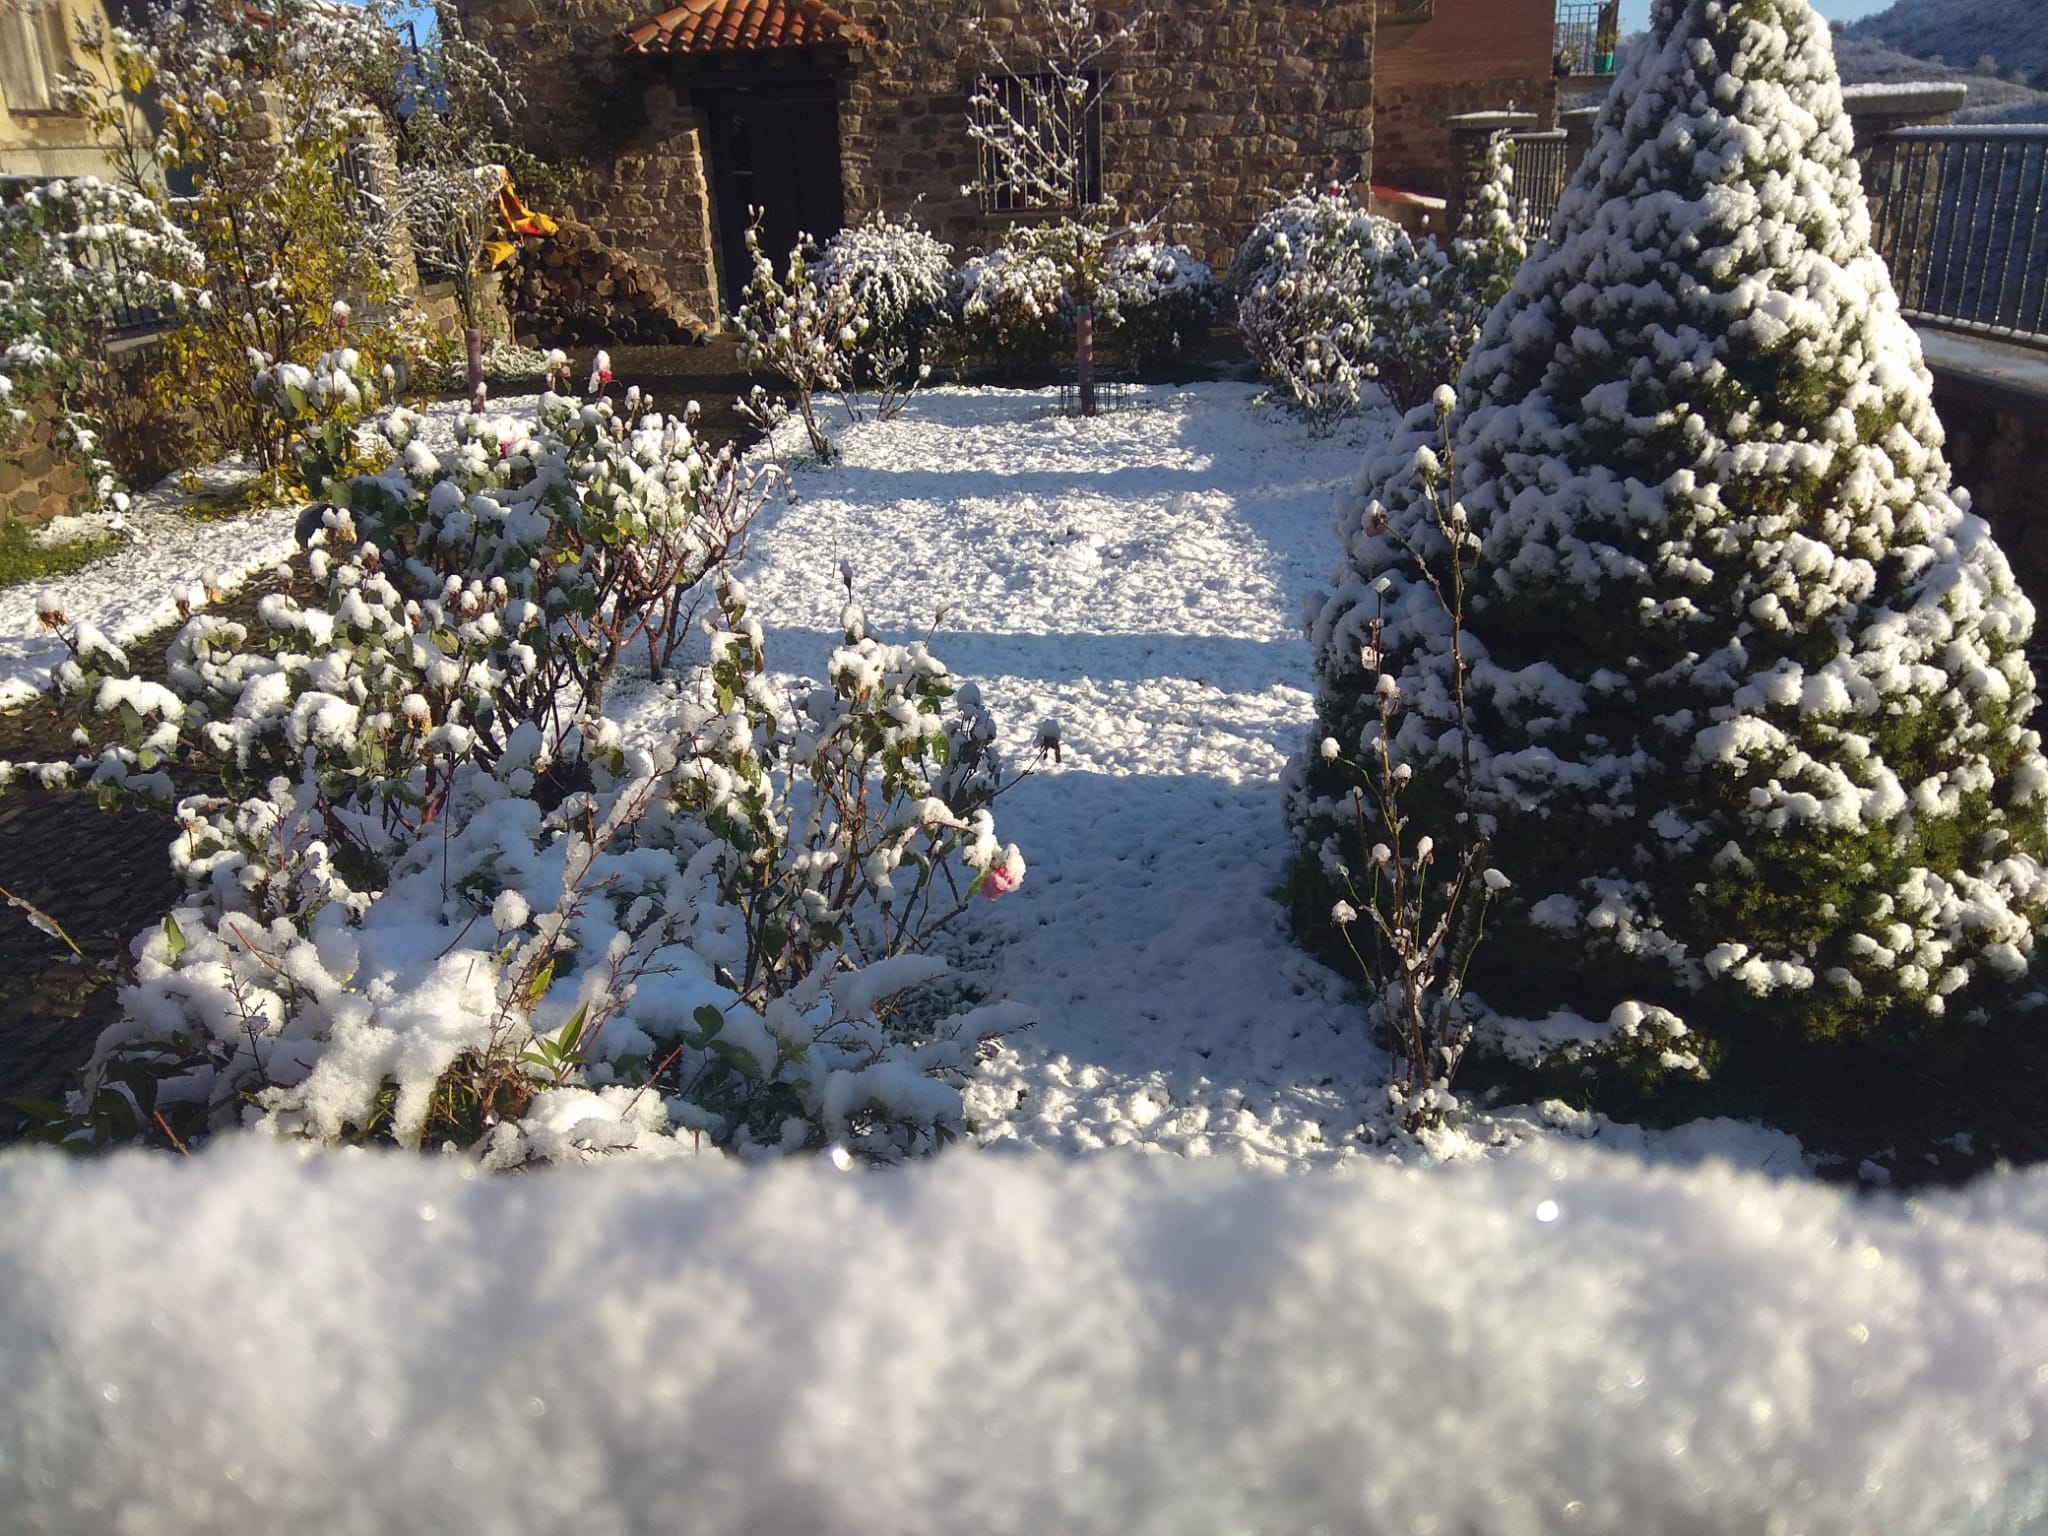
[{"xmin": 620, "ymin": 0, "xmax": 873, "ymax": 55}]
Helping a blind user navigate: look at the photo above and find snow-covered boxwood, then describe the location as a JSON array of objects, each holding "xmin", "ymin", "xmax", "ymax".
[
  {"xmin": 951, "ymin": 228, "xmax": 1073, "ymax": 377},
  {"xmin": 1098, "ymin": 240, "xmax": 1227, "ymax": 372},
  {"xmin": 1287, "ymin": 0, "xmax": 2048, "ymax": 1087}
]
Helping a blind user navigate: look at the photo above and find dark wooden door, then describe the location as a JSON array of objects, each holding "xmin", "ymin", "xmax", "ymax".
[{"xmin": 706, "ymin": 82, "xmax": 846, "ymax": 313}]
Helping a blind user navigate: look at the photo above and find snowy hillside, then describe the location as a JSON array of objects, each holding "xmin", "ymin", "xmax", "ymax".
[
  {"xmin": 1843, "ymin": 0, "xmax": 2048, "ymax": 91},
  {"xmin": 1835, "ymin": 36, "xmax": 2048, "ymax": 120}
]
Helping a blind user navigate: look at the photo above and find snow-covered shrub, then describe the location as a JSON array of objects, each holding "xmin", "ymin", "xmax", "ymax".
[
  {"xmin": 1287, "ymin": 0, "xmax": 2048, "ymax": 1092},
  {"xmin": 60, "ymin": 4, "xmax": 416, "ymax": 474},
  {"xmin": 11, "ymin": 383, "xmax": 1026, "ymax": 1163},
  {"xmin": 0, "ymin": 177, "xmax": 204, "ymax": 509},
  {"xmin": 951, "ymin": 228, "xmax": 1073, "ymax": 376},
  {"xmin": 251, "ymin": 342, "xmax": 398, "ymax": 498},
  {"xmin": 732, "ymin": 220, "xmax": 858, "ymax": 461},
  {"xmin": 811, "ymin": 212, "xmax": 953, "ymax": 388},
  {"xmin": 1097, "ymin": 240, "xmax": 1227, "ymax": 372},
  {"xmin": 1231, "ymin": 192, "xmax": 1409, "ymax": 429},
  {"xmin": 1364, "ymin": 141, "xmax": 1527, "ymax": 416},
  {"xmin": 953, "ymin": 225, "xmax": 1222, "ymax": 377},
  {"xmin": 1233, "ymin": 164, "xmax": 1527, "ymax": 425}
]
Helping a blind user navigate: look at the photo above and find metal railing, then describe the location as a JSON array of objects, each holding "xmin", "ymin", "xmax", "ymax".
[
  {"xmin": 1862, "ymin": 126, "xmax": 2048, "ymax": 346},
  {"xmin": 1553, "ymin": 1, "xmax": 1620, "ymax": 77},
  {"xmin": 1506, "ymin": 130, "xmax": 1570, "ymax": 239}
]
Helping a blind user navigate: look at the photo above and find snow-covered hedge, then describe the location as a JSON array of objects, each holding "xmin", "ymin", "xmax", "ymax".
[
  {"xmin": 10, "ymin": 380, "xmax": 1026, "ymax": 1163},
  {"xmin": 1288, "ymin": 0, "xmax": 2048, "ymax": 1087},
  {"xmin": 0, "ymin": 176, "xmax": 204, "ymax": 508},
  {"xmin": 952, "ymin": 227, "xmax": 1075, "ymax": 376},
  {"xmin": 4, "ymin": 1141, "xmax": 2046, "ymax": 1534},
  {"xmin": 951, "ymin": 223, "xmax": 1223, "ymax": 376},
  {"xmin": 1098, "ymin": 239, "xmax": 1228, "ymax": 372}
]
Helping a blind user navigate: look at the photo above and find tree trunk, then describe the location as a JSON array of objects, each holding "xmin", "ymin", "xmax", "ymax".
[
  {"xmin": 464, "ymin": 326, "xmax": 485, "ymax": 399},
  {"xmin": 1075, "ymin": 301, "xmax": 1097, "ymax": 417}
]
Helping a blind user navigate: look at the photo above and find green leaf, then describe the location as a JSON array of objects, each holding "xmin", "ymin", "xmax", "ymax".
[
  {"xmin": 163, "ymin": 914, "xmax": 186, "ymax": 963},
  {"xmin": 690, "ymin": 1003, "xmax": 725, "ymax": 1045},
  {"xmin": 711, "ymin": 1037, "xmax": 764, "ymax": 1080},
  {"xmin": 557, "ymin": 1001, "xmax": 590, "ymax": 1057},
  {"xmin": 523, "ymin": 957, "xmax": 554, "ymax": 1011},
  {"xmin": 430, "ymin": 626, "xmax": 461, "ymax": 656}
]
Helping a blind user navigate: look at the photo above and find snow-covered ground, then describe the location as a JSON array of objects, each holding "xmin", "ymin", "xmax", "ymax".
[
  {"xmin": 4, "ymin": 1141, "xmax": 2046, "ymax": 1534},
  {"xmin": 729, "ymin": 386, "xmax": 1392, "ymax": 1162}
]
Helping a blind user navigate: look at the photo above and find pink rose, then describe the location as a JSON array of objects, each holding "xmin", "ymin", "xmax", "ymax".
[{"xmin": 982, "ymin": 847, "xmax": 1025, "ymax": 899}]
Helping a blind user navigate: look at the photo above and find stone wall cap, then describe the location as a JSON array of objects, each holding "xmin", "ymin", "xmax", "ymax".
[
  {"xmin": 1841, "ymin": 81, "xmax": 1971, "ymax": 115},
  {"xmin": 1444, "ymin": 110, "xmax": 1538, "ymax": 130}
]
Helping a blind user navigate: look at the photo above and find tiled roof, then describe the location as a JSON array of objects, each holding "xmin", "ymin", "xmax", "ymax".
[{"xmin": 620, "ymin": 0, "xmax": 873, "ymax": 55}]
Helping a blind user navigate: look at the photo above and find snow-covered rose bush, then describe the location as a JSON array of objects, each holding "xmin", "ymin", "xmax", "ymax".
[
  {"xmin": 733, "ymin": 221, "xmax": 861, "ymax": 461},
  {"xmin": 11, "ymin": 380, "xmax": 1026, "ymax": 1163},
  {"xmin": 811, "ymin": 212, "xmax": 953, "ymax": 388},
  {"xmin": 1288, "ymin": 0, "xmax": 2048, "ymax": 1095}
]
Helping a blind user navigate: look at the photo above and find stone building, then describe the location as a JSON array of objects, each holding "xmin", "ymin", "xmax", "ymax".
[
  {"xmin": 453, "ymin": 0, "xmax": 1558, "ymax": 325},
  {"xmin": 1, "ymin": 0, "xmax": 147, "ymax": 182}
]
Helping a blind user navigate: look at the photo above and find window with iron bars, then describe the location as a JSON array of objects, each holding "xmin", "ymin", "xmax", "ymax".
[{"xmin": 975, "ymin": 70, "xmax": 1105, "ymax": 214}]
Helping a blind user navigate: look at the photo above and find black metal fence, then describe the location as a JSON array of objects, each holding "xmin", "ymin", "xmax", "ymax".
[
  {"xmin": 1506, "ymin": 130, "xmax": 1570, "ymax": 239},
  {"xmin": 1861, "ymin": 126, "xmax": 2048, "ymax": 345}
]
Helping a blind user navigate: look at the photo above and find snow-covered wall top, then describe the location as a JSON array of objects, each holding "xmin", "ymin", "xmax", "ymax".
[{"xmin": 2, "ymin": 1143, "xmax": 2045, "ymax": 1534}]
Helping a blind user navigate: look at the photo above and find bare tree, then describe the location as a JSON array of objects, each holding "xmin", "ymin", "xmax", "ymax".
[{"xmin": 963, "ymin": 0, "xmax": 1150, "ymax": 415}]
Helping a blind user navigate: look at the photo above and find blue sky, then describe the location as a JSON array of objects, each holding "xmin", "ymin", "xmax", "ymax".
[{"xmin": 1619, "ymin": 0, "xmax": 1897, "ymax": 26}]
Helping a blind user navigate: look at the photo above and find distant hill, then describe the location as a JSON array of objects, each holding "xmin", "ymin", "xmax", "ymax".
[
  {"xmin": 1841, "ymin": 0, "xmax": 2048, "ymax": 92},
  {"xmin": 1834, "ymin": 37, "xmax": 2048, "ymax": 122}
]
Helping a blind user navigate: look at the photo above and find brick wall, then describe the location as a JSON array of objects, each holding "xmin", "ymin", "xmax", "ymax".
[{"xmin": 1373, "ymin": 0, "xmax": 1556, "ymax": 197}]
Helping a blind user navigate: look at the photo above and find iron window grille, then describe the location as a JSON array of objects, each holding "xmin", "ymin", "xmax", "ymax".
[{"xmin": 975, "ymin": 69, "xmax": 1105, "ymax": 214}]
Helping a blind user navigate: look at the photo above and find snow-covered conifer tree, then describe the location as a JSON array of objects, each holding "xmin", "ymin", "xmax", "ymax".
[{"xmin": 1289, "ymin": 0, "xmax": 2048, "ymax": 1084}]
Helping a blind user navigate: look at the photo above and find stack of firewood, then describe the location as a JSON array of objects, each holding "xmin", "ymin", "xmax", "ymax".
[{"xmin": 504, "ymin": 217, "xmax": 710, "ymax": 345}]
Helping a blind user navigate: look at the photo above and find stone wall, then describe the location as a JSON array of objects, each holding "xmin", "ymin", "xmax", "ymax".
[
  {"xmin": 457, "ymin": 0, "xmax": 1377, "ymax": 312},
  {"xmin": 1921, "ymin": 333, "xmax": 2048, "ymax": 615},
  {"xmin": 451, "ymin": 0, "xmax": 723, "ymax": 317},
  {"xmin": 846, "ymin": 0, "xmax": 1377, "ymax": 275},
  {"xmin": 0, "ymin": 397, "xmax": 89, "ymax": 528}
]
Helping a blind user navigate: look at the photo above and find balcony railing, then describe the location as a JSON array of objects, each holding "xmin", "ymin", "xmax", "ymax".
[
  {"xmin": 1554, "ymin": 1, "xmax": 1620, "ymax": 77},
  {"xmin": 1862, "ymin": 126, "xmax": 2048, "ymax": 345}
]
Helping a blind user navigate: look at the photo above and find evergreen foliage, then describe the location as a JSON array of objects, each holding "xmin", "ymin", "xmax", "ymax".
[{"xmin": 1287, "ymin": 0, "xmax": 2048, "ymax": 1085}]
